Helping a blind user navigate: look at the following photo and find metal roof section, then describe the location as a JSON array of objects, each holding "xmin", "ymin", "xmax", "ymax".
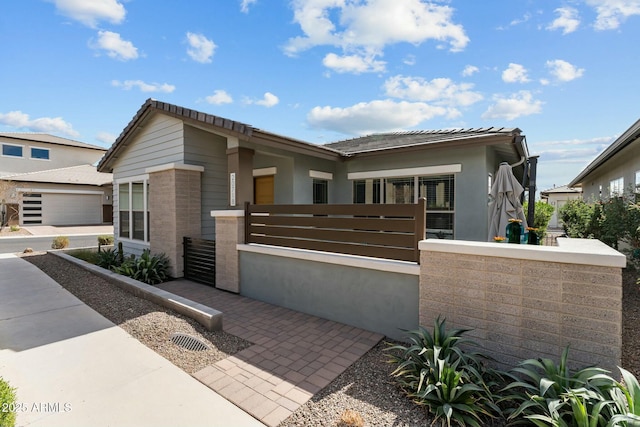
[
  {"xmin": 0, "ymin": 132, "xmax": 107, "ymax": 151},
  {"xmin": 2, "ymin": 164, "xmax": 112, "ymax": 186},
  {"xmin": 569, "ymin": 117, "xmax": 640, "ymax": 187}
]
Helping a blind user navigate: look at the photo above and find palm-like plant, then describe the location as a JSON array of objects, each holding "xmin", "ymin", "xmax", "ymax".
[{"xmin": 387, "ymin": 317, "xmax": 503, "ymax": 426}]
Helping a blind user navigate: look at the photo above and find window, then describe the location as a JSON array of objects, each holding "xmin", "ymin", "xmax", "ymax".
[
  {"xmin": 352, "ymin": 174, "xmax": 455, "ymax": 238},
  {"xmin": 353, "ymin": 179, "xmax": 381, "ymax": 203},
  {"xmin": 609, "ymin": 177, "xmax": 624, "ymax": 197},
  {"xmin": 118, "ymin": 179, "xmax": 149, "ymax": 242},
  {"xmin": 635, "ymin": 171, "xmax": 640, "ymax": 193},
  {"xmin": 2, "ymin": 144, "xmax": 23, "ymax": 157},
  {"xmin": 30, "ymin": 147, "xmax": 49, "ymax": 160},
  {"xmin": 312, "ymin": 179, "xmax": 328, "ymax": 204}
]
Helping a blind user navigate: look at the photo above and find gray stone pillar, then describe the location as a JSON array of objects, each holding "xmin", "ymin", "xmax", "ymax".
[{"xmin": 211, "ymin": 210, "xmax": 244, "ymax": 293}]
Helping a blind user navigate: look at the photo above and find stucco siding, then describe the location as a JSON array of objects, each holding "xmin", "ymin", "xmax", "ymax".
[{"xmin": 184, "ymin": 125, "xmax": 227, "ymax": 239}]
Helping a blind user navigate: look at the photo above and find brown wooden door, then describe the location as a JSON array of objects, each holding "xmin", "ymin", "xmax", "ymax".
[{"xmin": 254, "ymin": 175, "xmax": 274, "ymax": 204}]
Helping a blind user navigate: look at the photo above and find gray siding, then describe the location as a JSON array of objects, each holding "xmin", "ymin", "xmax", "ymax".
[
  {"xmin": 111, "ymin": 115, "xmax": 185, "ymax": 254},
  {"xmin": 184, "ymin": 125, "xmax": 227, "ymax": 239},
  {"xmin": 579, "ymin": 141, "xmax": 640, "ymax": 201}
]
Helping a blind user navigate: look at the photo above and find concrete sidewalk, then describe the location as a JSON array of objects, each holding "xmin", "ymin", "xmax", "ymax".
[{"xmin": 0, "ymin": 253, "xmax": 265, "ymax": 427}]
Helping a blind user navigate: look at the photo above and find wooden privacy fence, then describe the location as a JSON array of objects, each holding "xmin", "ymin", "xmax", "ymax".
[
  {"xmin": 244, "ymin": 198, "xmax": 426, "ymax": 263},
  {"xmin": 183, "ymin": 237, "xmax": 216, "ymax": 286}
]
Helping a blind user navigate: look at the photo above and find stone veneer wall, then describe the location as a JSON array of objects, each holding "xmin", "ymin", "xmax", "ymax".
[
  {"xmin": 419, "ymin": 239, "xmax": 624, "ymax": 373},
  {"xmin": 149, "ymin": 167, "xmax": 201, "ymax": 278}
]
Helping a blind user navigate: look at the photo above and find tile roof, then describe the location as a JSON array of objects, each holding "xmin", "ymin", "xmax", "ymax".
[
  {"xmin": 2, "ymin": 164, "xmax": 112, "ymax": 186},
  {"xmin": 98, "ymin": 98, "xmax": 526, "ymax": 171},
  {"xmin": 0, "ymin": 132, "xmax": 107, "ymax": 151},
  {"xmin": 324, "ymin": 127, "xmax": 521, "ymax": 154},
  {"xmin": 540, "ymin": 185, "xmax": 582, "ymax": 195}
]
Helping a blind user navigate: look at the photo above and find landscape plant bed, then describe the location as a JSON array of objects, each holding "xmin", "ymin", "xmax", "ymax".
[{"xmin": 21, "ymin": 252, "xmax": 640, "ymax": 427}]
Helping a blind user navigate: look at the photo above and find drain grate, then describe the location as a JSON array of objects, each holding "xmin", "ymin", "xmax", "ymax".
[{"xmin": 170, "ymin": 333, "xmax": 211, "ymax": 351}]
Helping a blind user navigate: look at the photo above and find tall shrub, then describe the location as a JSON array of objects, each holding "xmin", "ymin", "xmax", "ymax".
[
  {"xmin": 559, "ymin": 199, "xmax": 596, "ymax": 238},
  {"xmin": 524, "ymin": 201, "xmax": 555, "ymax": 237}
]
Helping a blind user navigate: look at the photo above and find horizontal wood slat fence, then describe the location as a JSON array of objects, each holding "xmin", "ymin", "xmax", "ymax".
[
  {"xmin": 244, "ymin": 198, "xmax": 426, "ymax": 263},
  {"xmin": 183, "ymin": 236, "xmax": 216, "ymax": 286}
]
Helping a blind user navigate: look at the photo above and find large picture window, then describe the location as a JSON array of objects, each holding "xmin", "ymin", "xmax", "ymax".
[
  {"xmin": 352, "ymin": 174, "xmax": 455, "ymax": 238},
  {"xmin": 118, "ymin": 179, "xmax": 149, "ymax": 242}
]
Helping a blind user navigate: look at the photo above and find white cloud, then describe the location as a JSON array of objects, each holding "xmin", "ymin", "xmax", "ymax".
[
  {"xmin": 51, "ymin": 0, "xmax": 125, "ymax": 28},
  {"xmin": 0, "ymin": 111, "xmax": 79, "ymax": 137},
  {"xmin": 186, "ymin": 32, "xmax": 216, "ymax": 63},
  {"xmin": 246, "ymin": 92, "xmax": 279, "ymax": 107},
  {"xmin": 240, "ymin": 0, "xmax": 257, "ymax": 13},
  {"xmin": 111, "ymin": 80, "xmax": 175, "ymax": 93},
  {"xmin": 481, "ymin": 91, "xmax": 543, "ymax": 121},
  {"xmin": 92, "ymin": 31, "xmax": 138, "ymax": 61},
  {"xmin": 462, "ymin": 65, "xmax": 479, "ymax": 77},
  {"xmin": 502, "ymin": 63, "xmax": 530, "ymax": 83},
  {"xmin": 205, "ymin": 90, "xmax": 233, "ymax": 105},
  {"xmin": 322, "ymin": 52, "xmax": 386, "ymax": 74},
  {"xmin": 586, "ymin": 0, "xmax": 640, "ymax": 30},
  {"xmin": 96, "ymin": 131, "xmax": 117, "ymax": 145},
  {"xmin": 546, "ymin": 59, "xmax": 585, "ymax": 82},
  {"xmin": 384, "ymin": 75, "xmax": 483, "ymax": 109},
  {"xmin": 307, "ymin": 99, "xmax": 449, "ymax": 135},
  {"xmin": 547, "ymin": 7, "xmax": 580, "ymax": 34},
  {"xmin": 285, "ymin": 0, "xmax": 468, "ymax": 73}
]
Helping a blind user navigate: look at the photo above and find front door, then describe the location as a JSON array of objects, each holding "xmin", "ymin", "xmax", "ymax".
[{"xmin": 254, "ymin": 175, "xmax": 274, "ymax": 204}]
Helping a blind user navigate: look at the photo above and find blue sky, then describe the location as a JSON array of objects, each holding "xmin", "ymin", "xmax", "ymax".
[{"xmin": 1, "ymin": 0, "xmax": 639, "ymax": 194}]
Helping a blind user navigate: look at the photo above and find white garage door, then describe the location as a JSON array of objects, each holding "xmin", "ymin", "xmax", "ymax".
[{"xmin": 41, "ymin": 193, "xmax": 102, "ymax": 225}]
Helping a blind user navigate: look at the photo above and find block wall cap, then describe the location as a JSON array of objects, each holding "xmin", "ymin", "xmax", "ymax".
[
  {"xmin": 419, "ymin": 238, "xmax": 626, "ymax": 268},
  {"xmin": 211, "ymin": 210, "xmax": 245, "ymax": 217},
  {"xmin": 145, "ymin": 163, "xmax": 205, "ymax": 174}
]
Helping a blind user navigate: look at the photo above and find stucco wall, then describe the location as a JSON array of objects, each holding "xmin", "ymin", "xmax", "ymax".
[{"xmin": 238, "ymin": 246, "xmax": 419, "ymax": 340}]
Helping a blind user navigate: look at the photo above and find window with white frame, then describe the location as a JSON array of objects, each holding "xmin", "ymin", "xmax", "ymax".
[
  {"xmin": 352, "ymin": 174, "xmax": 455, "ymax": 238},
  {"xmin": 30, "ymin": 147, "xmax": 50, "ymax": 160},
  {"xmin": 2, "ymin": 144, "xmax": 23, "ymax": 157},
  {"xmin": 635, "ymin": 171, "xmax": 640, "ymax": 193},
  {"xmin": 609, "ymin": 177, "xmax": 624, "ymax": 198},
  {"xmin": 118, "ymin": 179, "xmax": 149, "ymax": 242}
]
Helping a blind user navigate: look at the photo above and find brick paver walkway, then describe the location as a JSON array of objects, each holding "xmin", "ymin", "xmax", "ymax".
[{"xmin": 157, "ymin": 280, "xmax": 383, "ymax": 427}]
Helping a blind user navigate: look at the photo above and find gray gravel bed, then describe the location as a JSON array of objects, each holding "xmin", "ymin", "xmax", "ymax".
[{"xmin": 22, "ymin": 252, "xmax": 251, "ymax": 374}]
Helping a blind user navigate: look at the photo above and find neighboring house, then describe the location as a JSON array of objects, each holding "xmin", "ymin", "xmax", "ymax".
[
  {"xmin": 0, "ymin": 133, "xmax": 113, "ymax": 226},
  {"xmin": 97, "ymin": 99, "xmax": 529, "ymax": 276},
  {"xmin": 540, "ymin": 185, "xmax": 582, "ymax": 229},
  {"xmin": 569, "ymin": 118, "xmax": 640, "ymax": 201}
]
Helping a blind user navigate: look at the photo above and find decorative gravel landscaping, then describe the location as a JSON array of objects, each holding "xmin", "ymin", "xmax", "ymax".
[{"xmin": 21, "ymin": 252, "xmax": 640, "ymax": 427}]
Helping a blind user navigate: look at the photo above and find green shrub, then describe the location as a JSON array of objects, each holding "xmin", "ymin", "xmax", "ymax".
[
  {"xmin": 524, "ymin": 201, "xmax": 555, "ymax": 239},
  {"xmin": 387, "ymin": 317, "xmax": 504, "ymax": 426},
  {"xmin": 0, "ymin": 376, "xmax": 17, "ymax": 427},
  {"xmin": 68, "ymin": 249, "xmax": 99, "ymax": 264},
  {"xmin": 97, "ymin": 235, "xmax": 114, "ymax": 245},
  {"xmin": 112, "ymin": 249, "xmax": 170, "ymax": 285},
  {"xmin": 559, "ymin": 199, "xmax": 596, "ymax": 238},
  {"xmin": 96, "ymin": 248, "xmax": 122, "ymax": 270},
  {"xmin": 51, "ymin": 236, "xmax": 69, "ymax": 249},
  {"xmin": 9, "ymin": 225, "xmax": 19, "ymax": 232}
]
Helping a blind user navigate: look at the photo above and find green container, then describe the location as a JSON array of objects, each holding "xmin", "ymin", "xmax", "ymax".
[{"xmin": 506, "ymin": 220, "xmax": 522, "ymax": 244}]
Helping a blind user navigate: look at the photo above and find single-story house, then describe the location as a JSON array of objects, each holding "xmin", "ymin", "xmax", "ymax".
[
  {"xmin": 569, "ymin": 117, "xmax": 640, "ymax": 201},
  {"xmin": 540, "ymin": 185, "xmax": 582, "ymax": 229},
  {"xmin": 0, "ymin": 133, "xmax": 113, "ymax": 226},
  {"xmin": 98, "ymin": 99, "xmax": 530, "ymax": 276}
]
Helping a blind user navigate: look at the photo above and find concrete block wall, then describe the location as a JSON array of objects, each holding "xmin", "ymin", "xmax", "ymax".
[
  {"xmin": 419, "ymin": 239, "xmax": 625, "ymax": 372},
  {"xmin": 211, "ymin": 210, "xmax": 244, "ymax": 293},
  {"xmin": 149, "ymin": 166, "xmax": 202, "ymax": 278}
]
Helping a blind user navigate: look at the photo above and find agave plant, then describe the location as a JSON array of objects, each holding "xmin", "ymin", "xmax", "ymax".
[
  {"xmin": 387, "ymin": 317, "xmax": 504, "ymax": 426},
  {"xmin": 502, "ymin": 347, "xmax": 617, "ymax": 426},
  {"xmin": 112, "ymin": 249, "xmax": 170, "ymax": 285}
]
